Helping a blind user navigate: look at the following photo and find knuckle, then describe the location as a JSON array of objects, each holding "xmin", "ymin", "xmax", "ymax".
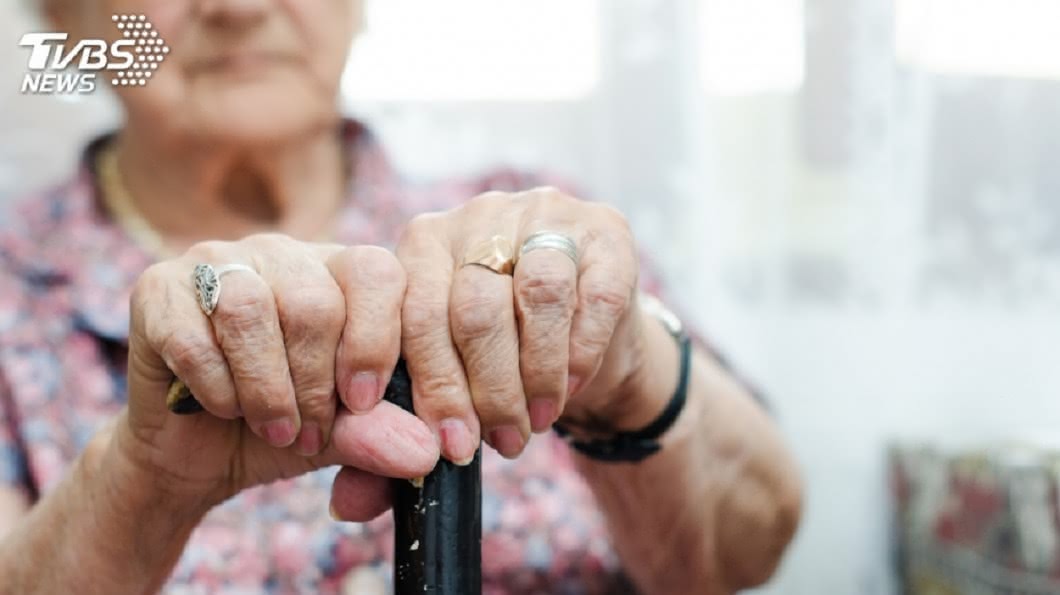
[
  {"xmin": 294, "ymin": 385, "xmax": 336, "ymax": 416},
  {"xmin": 243, "ymin": 232, "xmax": 294, "ymax": 248},
  {"xmin": 213, "ymin": 286, "xmax": 272, "ymax": 333},
  {"xmin": 402, "ymin": 291, "xmax": 448, "ymax": 342},
  {"xmin": 410, "ymin": 368, "xmax": 472, "ymax": 422},
  {"xmin": 241, "ymin": 234, "xmax": 300, "ymax": 270},
  {"xmin": 342, "ymin": 304, "xmax": 400, "ymax": 356},
  {"xmin": 450, "ymin": 293, "xmax": 506, "ymax": 341},
  {"xmin": 416, "ymin": 368, "xmax": 467, "ymax": 405},
  {"xmin": 467, "ymin": 191, "xmax": 507, "ymax": 210},
  {"xmin": 594, "ymin": 202, "xmax": 630, "ymax": 228},
  {"xmin": 520, "ymin": 338, "xmax": 565, "ymax": 373},
  {"xmin": 135, "ymin": 261, "xmax": 169, "ymax": 288},
  {"xmin": 591, "ymin": 204, "xmax": 635, "ymax": 248},
  {"xmin": 570, "ymin": 327, "xmax": 610, "ymax": 360},
  {"xmin": 161, "ymin": 330, "xmax": 220, "ymax": 375},
  {"xmin": 279, "ymin": 282, "xmax": 341, "ymax": 313},
  {"xmin": 278, "ymin": 284, "xmax": 345, "ymax": 332},
  {"xmin": 233, "ymin": 363, "xmax": 295, "ymax": 412},
  {"xmin": 131, "ymin": 263, "xmax": 169, "ymax": 313},
  {"xmin": 463, "ymin": 349, "xmax": 512, "ymax": 384},
  {"xmin": 397, "ymin": 215, "xmax": 449, "ymax": 260},
  {"xmin": 401, "ymin": 212, "xmax": 445, "ymax": 244},
  {"xmin": 529, "ymin": 185, "xmax": 566, "ymax": 205},
  {"xmin": 568, "ymin": 283, "xmax": 631, "ymax": 368},
  {"xmin": 347, "ymin": 246, "xmax": 406, "ymax": 288},
  {"xmin": 582, "ymin": 279, "xmax": 632, "ymax": 321},
  {"xmin": 568, "ymin": 336, "xmax": 608, "ymax": 379},
  {"xmin": 472, "ymin": 388, "xmax": 523, "ymax": 424},
  {"xmin": 187, "ymin": 240, "xmax": 228, "ymax": 261},
  {"xmin": 516, "ymin": 262, "xmax": 575, "ymax": 313}
]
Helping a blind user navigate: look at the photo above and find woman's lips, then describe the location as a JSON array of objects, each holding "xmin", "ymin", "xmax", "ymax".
[{"xmin": 191, "ymin": 51, "xmax": 296, "ymax": 74}]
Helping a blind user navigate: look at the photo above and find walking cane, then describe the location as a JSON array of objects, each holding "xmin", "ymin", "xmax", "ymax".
[
  {"xmin": 167, "ymin": 360, "xmax": 483, "ymax": 595},
  {"xmin": 385, "ymin": 360, "xmax": 481, "ymax": 594}
]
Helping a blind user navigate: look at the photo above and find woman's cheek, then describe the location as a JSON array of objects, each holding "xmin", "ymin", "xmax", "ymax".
[
  {"xmin": 106, "ymin": 0, "xmax": 189, "ymax": 36},
  {"xmin": 281, "ymin": 0, "xmax": 357, "ymax": 87}
]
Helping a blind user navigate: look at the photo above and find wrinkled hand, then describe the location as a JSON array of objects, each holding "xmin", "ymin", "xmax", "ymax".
[
  {"xmin": 120, "ymin": 235, "xmax": 438, "ymax": 520},
  {"xmin": 395, "ymin": 188, "xmax": 644, "ymax": 463}
]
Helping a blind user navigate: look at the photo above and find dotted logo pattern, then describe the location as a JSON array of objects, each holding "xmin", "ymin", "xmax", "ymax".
[{"xmin": 110, "ymin": 14, "xmax": 169, "ymax": 87}]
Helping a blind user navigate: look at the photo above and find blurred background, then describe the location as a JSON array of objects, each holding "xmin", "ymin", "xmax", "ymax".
[{"xmin": 4, "ymin": 1, "xmax": 1060, "ymax": 593}]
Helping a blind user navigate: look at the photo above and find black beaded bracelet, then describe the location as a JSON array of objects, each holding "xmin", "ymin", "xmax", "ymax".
[{"xmin": 554, "ymin": 329, "xmax": 692, "ymax": 463}]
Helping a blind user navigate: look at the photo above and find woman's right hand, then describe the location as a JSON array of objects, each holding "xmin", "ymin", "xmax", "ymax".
[{"xmin": 118, "ymin": 234, "xmax": 440, "ymax": 520}]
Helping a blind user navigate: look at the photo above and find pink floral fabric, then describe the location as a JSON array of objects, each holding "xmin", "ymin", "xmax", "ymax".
[{"xmin": 0, "ymin": 122, "xmax": 636, "ymax": 594}]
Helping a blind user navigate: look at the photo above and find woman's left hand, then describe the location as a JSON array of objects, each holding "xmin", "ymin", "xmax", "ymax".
[{"xmin": 396, "ymin": 187, "xmax": 648, "ymax": 463}]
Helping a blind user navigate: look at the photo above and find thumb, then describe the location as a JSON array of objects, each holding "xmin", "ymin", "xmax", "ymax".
[
  {"xmin": 125, "ymin": 296, "xmax": 185, "ymax": 426},
  {"xmin": 315, "ymin": 401, "xmax": 440, "ymax": 479},
  {"xmin": 329, "ymin": 466, "xmax": 393, "ymax": 522}
]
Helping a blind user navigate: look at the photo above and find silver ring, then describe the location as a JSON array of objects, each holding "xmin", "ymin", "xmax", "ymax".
[
  {"xmin": 518, "ymin": 231, "xmax": 578, "ymax": 266},
  {"xmin": 192, "ymin": 263, "xmax": 256, "ymax": 316}
]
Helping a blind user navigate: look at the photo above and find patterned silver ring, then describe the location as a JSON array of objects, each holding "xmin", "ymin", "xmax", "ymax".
[
  {"xmin": 192, "ymin": 263, "xmax": 256, "ymax": 316},
  {"xmin": 518, "ymin": 231, "xmax": 579, "ymax": 266}
]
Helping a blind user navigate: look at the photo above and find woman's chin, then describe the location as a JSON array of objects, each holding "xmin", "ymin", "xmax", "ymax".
[
  {"xmin": 196, "ymin": 110, "xmax": 333, "ymax": 147},
  {"xmin": 184, "ymin": 81, "xmax": 338, "ymax": 146}
]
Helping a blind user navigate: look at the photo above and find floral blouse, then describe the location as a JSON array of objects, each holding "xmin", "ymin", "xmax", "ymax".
[{"xmin": 0, "ymin": 121, "xmax": 637, "ymax": 594}]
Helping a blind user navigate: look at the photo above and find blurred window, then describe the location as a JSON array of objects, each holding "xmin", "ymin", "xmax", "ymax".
[
  {"xmin": 896, "ymin": 0, "xmax": 1060, "ymax": 79},
  {"xmin": 343, "ymin": 0, "xmax": 600, "ymax": 101},
  {"xmin": 699, "ymin": 0, "xmax": 805, "ymax": 95}
]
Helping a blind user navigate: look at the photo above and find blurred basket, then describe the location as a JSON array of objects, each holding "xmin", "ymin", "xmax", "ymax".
[{"xmin": 890, "ymin": 444, "xmax": 1060, "ymax": 595}]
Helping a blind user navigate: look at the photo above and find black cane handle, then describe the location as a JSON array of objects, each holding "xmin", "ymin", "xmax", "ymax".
[{"xmin": 166, "ymin": 361, "xmax": 483, "ymax": 595}]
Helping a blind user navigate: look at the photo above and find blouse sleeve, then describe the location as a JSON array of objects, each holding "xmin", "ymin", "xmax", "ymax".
[
  {"xmin": 0, "ymin": 261, "xmax": 32, "ymax": 494},
  {"xmin": 0, "ymin": 372, "xmax": 30, "ymax": 492}
]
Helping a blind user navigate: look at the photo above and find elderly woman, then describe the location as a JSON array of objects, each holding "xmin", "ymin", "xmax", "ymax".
[{"xmin": 0, "ymin": 1, "xmax": 800, "ymax": 593}]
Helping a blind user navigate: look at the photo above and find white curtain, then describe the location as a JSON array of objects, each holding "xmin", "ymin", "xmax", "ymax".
[{"xmin": 4, "ymin": 1, "xmax": 1060, "ymax": 593}]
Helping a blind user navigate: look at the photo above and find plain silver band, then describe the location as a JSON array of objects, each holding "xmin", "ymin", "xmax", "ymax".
[
  {"xmin": 518, "ymin": 231, "xmax": 579, "ymax": 266},
  {"xmin": 214, "ymin": 264, "xmax": 256, "ymax": 278},
  {"xmin": 193, "ymin": 263, "xmax": 256, "ymax": 316}
]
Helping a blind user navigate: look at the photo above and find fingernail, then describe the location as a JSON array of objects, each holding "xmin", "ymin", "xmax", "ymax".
[
  {"xmin": 329, "ymin": 502, "xmax": 343, "ymax": 521},
  {"xmin": 529, "ymin": 399, "xmax": 558, "ymax": 434},
  {"xmin": 439, "ymin": 418, "xmax": 476, "ymax": 465},
  {"xmin": 261, "ymin": 418, "xmax": 297, "ymax": 448},
  {"xmin": 346, "ymin": 372, "xmax": 380, "ymax": 413},
  {"xmin": 488, "ymin": 425, "xmax": 525, "ymax": 459},
  {"xmin": 295, "ymin": 422, "xmax": 322, "ymax": 456},
  {"xmin": 568, "ymin": 374, "xmax": 583, "ymax": 398}
]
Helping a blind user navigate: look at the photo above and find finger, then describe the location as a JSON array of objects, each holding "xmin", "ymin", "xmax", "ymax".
[
  {"xmin": 327, "ymin": 246, "xmax": 406, "ymax": 414},
  {"xmin": 397, "ymin": 214, "xmax": 479, "ymax": 465},
  {"xmin": 512, "ymin": 244, "xmax": 577, "ymax": 433},
  {"xmin": 567, "ymin": 206, "xmax": 638, "ymax": 396},
  {"xmin": 329, "ymin": 467, "xmax": 392, "ymax": 522},
  {"xmin": 267, "ymin": 251, "xmax": 346, "ymax": 457},
  {"xmin": 450, "ymin": 265, "xmax": 528, "ymax": 458},
  {"xmin": 209, "ymin": 264, "xmax": 299, "ymax": 448},
  {"xmin": 129, "ymin": 261, "xmax": 241, "ymax": 420},
  {"xmin": 316, "ymin": 402, "xmax": 439, "ymax": 478}
]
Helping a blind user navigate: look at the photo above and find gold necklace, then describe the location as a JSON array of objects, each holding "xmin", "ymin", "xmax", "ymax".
[
  {"xmin": 97, "ymin": 144, "xmax": 343, "ymax": 258},
  {"xmin": 96, "ymin": 144, "xmax": 174, "ymax": 260}
]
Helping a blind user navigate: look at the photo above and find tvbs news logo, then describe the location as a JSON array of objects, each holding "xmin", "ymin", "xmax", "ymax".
[{"xmin": 19, "ymin": 14, "xmax": 169, "ymax": 95}]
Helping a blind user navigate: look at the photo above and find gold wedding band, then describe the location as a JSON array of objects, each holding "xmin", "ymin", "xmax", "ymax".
[{"xmin": 460, "ymin": 235, "xmax": 516, "ymax": 275}]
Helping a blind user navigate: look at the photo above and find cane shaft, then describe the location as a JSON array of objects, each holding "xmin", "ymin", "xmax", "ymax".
[{"xmin": 385, "ymin": 361, "xmax": 482, "ymax": 595}]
